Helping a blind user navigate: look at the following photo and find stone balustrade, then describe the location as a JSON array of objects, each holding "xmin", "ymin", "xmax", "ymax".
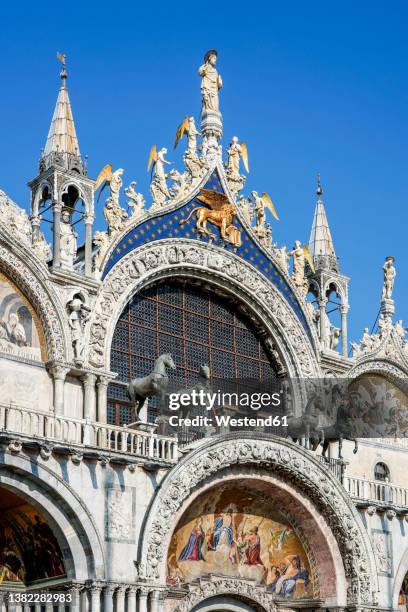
[
  {"xmin": 345, "ymin": 475, "xmax": 408, "ymax": 507},
  {"xmin": 0, "ymin": 402, "xmax": 178, "ymax": 463}
]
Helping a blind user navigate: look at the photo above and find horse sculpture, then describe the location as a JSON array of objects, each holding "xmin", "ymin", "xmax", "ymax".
[
  {"xmin": 311, "ymin": 399, "xmax": 359, "ymax": 458},
  {"xmin": 127, "ymin": 353, "xmax": 176, "ymax": 421},
  {"xmin": 286, "ymin": 385, "xmax": 325, "ymax": 448}
]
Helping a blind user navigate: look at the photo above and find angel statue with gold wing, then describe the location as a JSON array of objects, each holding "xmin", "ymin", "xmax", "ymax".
[
  {"xmin": 147, "ymin": 145, "xmax": 172, "ymax": 207},
  {"xmin": 174, "ymin": 116, "xmax": 205, "ymax": 180},
  {"xmin": 225, "ymin": 137, "xmax": 249, "ymax": 196},
  {"xmin": 94, "ymin": 164, "xmax": 127, "ymax": 236},
  {"xmin": 288, "ymin": 240, "xmax": 315, "ymax": 297},
  {"xmin": 226, "ymin": 137, "xmax": 249, "ymax": 179},
  {"xmin": 251, "ymin": 191, "xmax": 279, "ymax": 243}
]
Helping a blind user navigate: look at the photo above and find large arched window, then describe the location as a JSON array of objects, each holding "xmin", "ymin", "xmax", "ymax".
[{"xmin": 108, "ymin": 280, "xmax": 278, "ymax": 425}]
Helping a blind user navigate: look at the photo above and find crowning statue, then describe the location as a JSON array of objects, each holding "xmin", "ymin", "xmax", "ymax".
[
  {"xmin": 199, "ymin": 50, "xmax": 223, "ymax": 159},
  {"xmin": 148, "ymin": 145, "xmax": 172, "ymax": 208},
  {"xmin": 382, "ymin": 256, "xmax": 396, "ymax": 301},
  {"xmin": 95, "ymin": 164, "xmax": 128, "ymax": 235},
  {"xmin": 199, "ymin": 50, "xmax": 223, "ymax": 113},
  {"xmin": 59, "ymin": 211, "xmax": 77, "ymax": 269}
]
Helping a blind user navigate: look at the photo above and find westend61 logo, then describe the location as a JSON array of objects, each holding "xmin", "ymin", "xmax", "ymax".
[{"xmin": 165, "ymin": 389, "xmax": 287, "ymax": 428}]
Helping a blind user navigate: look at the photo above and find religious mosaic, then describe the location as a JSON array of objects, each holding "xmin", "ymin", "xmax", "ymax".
[
  {"xmin": 167, "ymin": 484, "xmax": 313, "ymax": 599},
  {"xmin": 0, "ymin": 275, "xmax": 44, "ymax": 362},
  {"xmin": 0, "ymin": 499, "xmax": 65, "ymax": 583}
]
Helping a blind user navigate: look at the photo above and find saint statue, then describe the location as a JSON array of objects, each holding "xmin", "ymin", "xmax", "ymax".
[
  {"xmin": 60, "ymin": 211, "xmax": 77, "ymax": 268},
  {"xmin": 198, "ymin": 50, "xmax": 223, "ymax": 113},
  {"xmin": 382, "ymin": 256, "xmax": 396, "ymax": 301}
]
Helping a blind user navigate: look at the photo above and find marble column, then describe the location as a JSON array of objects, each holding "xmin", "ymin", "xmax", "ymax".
[
  {"xmin": 82, "ymin": 373, "xmax": 97, "ymax": 421},
  {"xmin": 138, "ymin": 588, "xmax": 149, "ymax": 612},
  {"xmin": 90, "ymin": 585, "xmax": 102, "ymax": 612},
  {"xmin": 104, "ymin": 584, "xmax": 116, "ymax": 612},
  {"xmin": 127, "ymin": 587, "xmax": 137, "ymax": 612},
  {"xmin": 116, "ymin": 586, "xmax": 126, "ymax": 612},
  {"xmin": 319, "ymin": 298, "xmax": 327, "ymax": 349},
  {"xmin": 340, "ymin": 304, "xmax": 349, "ymax": 357},
  {"xmin": 149, "ymin": 590, "xmax": 160, "ymax": 612},
  {"xmin": 84, "ymin": 216, "xmax": 94, "ymax": 277},
  {"xmin": 53, "ymin": 202, "xmax": 62, "ymax": 268},
  {"xmin": 50, "ymin": 366, "xmax": 69, "ymax": 416},
  {"xmin": 96, "ymin": 376, "xmax": 109, "ymax": 423},
  {"xmin": 69, "ymin": 586, "xmax": 81, "ymax": 612}
]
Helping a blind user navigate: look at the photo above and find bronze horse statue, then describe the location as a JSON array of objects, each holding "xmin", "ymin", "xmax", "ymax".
[{"xmin": 127, "ymin": 353, "xmax": 176, "ymax": 421}]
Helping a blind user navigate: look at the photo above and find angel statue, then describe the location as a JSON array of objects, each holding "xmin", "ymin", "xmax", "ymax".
[
  {"xmin": 288, "ymin": 240, "xmax": 315, "ymax": 296},
  {"xmin": 198, "ymin": 50, "xmax": 223, "ymax": 114},
  {"xmin": 251, "ymin": 191, "xmax": 279, "ymax": 243},
  {"xmin": 147, "ymin": 145, "xmax": 172, "ymax": 207},
  {"xmin": 274, "ymin": 244, "xmax": 289, "ymax": 274},
  {"xmin": 94, "ymin": 164, "xmax": 128, "ymax": 236},
  {"xmin": 174, "ymin": 116, "xmax": 205, "ymax": 180},
  {"xmin": 174, "ymin": 116, "xmax": 200, "ymax": 155},
  {"xmin": 226, "ymin": 137, "xmax": 249, "ymax": 179},
  {"xmin": 125, "ymin": 181, "xmax": 146, "ymax": 221}
]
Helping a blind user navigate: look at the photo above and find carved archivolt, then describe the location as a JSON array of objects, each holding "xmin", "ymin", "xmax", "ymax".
[
  {"xmin": 173, "ymin": 577, "xmax": 272, "ymax": 612},
  {"xmin": 139, "ymin": 435, "xmax": 376, "ymax": 606},
  {"xmin": 87, "ymin": 240, "xmax": 320, "ymax": 379},
  {"xmin": 0, "ymin": 240, "xmax": 68, "ymax": 362}
]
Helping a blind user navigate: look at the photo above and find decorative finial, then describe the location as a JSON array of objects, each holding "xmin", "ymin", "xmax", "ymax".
[
  {"xmin": 56, "ymin": 51, "xmax": 67, "ymax": 84},
  {"xmin": 316, "ymin": 173, "xmax": 323, "ymax": 197}
]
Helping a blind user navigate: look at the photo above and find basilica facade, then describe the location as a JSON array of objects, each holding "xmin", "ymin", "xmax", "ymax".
[{"xmin": 0, "ymin": 51, "xmax": 408, "ymax": 612}]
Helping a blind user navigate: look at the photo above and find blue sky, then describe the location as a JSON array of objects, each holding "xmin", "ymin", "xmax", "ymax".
[{"xmin": 1, "ymin": 0, "xmax": 407, "ymax": 344}]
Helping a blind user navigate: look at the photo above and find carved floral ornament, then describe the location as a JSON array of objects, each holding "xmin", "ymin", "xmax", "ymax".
[
  {"xmin": 87, "ymin": 239, "xmax": 320, "ymax": 378},
  {"xmin": 138, "ymin": 436, "xmax": 376, "ymax": 606}
]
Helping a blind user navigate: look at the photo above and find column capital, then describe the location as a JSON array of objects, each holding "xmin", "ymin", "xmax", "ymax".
[
  {"xmin": 97, "ymin": 375, "xmax": 110, "ymax": 388},
  {"xmin": 49, "ymin": 364, "xmax": 69, "ymax": 380},
  {"xmin": 81, "ymin": 372, "xmax": 97, "ymax": 386},
  {"xmin": 339, "ymin": 303, "xmax": 350, "ymax": 314}
]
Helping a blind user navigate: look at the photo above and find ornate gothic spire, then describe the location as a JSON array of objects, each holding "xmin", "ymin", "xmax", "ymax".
[
  {"xmin": 41, "ymin": 54, "xmax": 83, "ymax": 173},
  {"xmin": 308, "ymin": 175, "xmax": 337, "ymax": 271}
]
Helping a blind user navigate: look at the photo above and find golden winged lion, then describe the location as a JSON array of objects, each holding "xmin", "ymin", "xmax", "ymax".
[{"xmin": 179, "ymin": 188, "xmax": 241, "ymax": 247}]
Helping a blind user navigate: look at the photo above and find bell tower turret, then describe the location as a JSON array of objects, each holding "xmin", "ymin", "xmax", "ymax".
[
  {"xmin": 28, "ymin": 54, "xmax": 95, "ymax": 277},
  {"xmin": 306, "ymin": 176, "xmax": 350, "ymax": 357}
]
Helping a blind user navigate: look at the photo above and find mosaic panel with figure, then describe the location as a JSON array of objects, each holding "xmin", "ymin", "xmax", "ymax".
[
  {"xmin": 0, "ymin": 490, "xmax": 65, "ymax": 584},
  {"xmin": 167, "ymin": 484, "xmax": 314, "ymax": 599},
  {"xmin": 0, "ymin": 274, "xmax": 44, "ymax": 361}
]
